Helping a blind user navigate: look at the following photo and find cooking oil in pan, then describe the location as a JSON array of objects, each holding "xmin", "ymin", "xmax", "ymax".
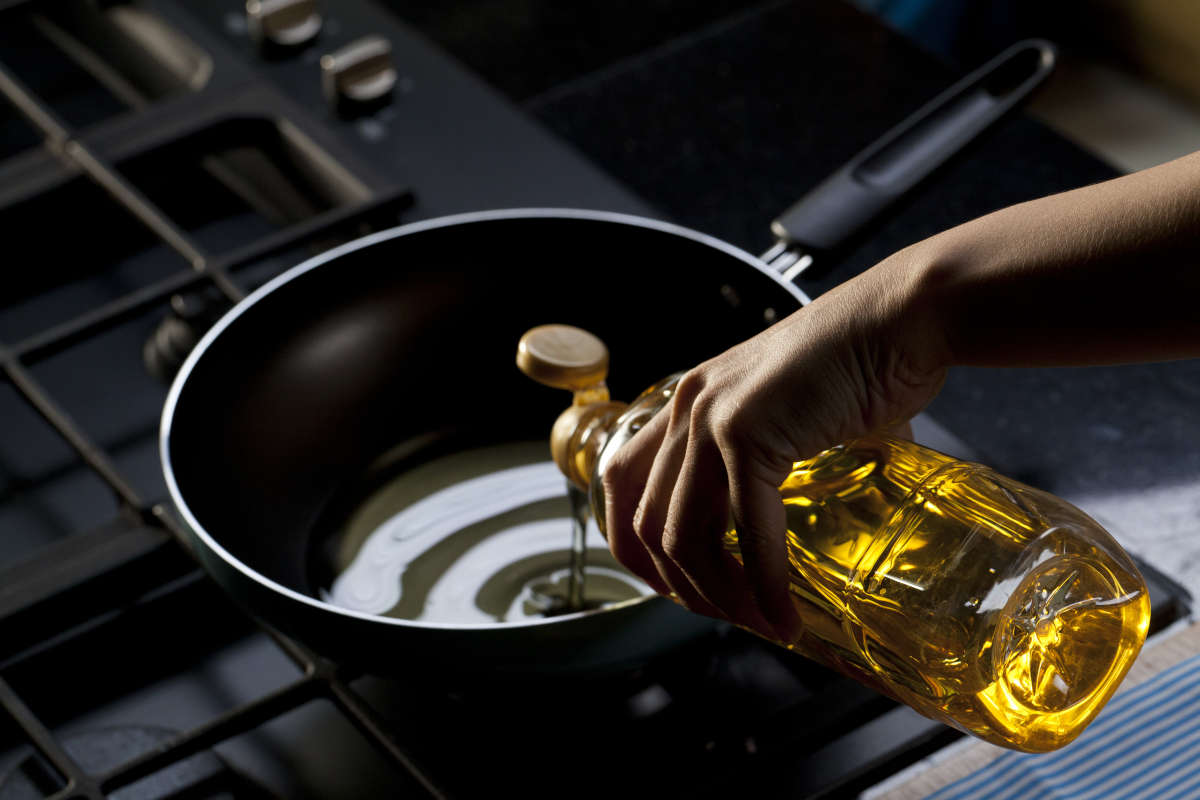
[{"xmin": 314, "ymin": 441, "xmax": 651, "ymax": 624}]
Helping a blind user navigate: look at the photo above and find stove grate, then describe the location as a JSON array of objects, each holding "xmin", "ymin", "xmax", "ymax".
[{"xmin": 0, "ymin": 13, "xmax": 438, "ymax": 796}]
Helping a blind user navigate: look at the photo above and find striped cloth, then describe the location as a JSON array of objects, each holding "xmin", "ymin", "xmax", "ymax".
[
  {"xmin": 928, "ymin": 651, "xmax": 1200, "ymax": 800},
  {"xmin": 865, "ymin": 619, "xmax": 1200, "ymax": 800}
]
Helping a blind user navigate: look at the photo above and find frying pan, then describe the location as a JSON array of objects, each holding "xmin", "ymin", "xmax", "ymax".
[{"xmin": 161, "ymin": 41, "xmax": 1054, "ymax": 679}]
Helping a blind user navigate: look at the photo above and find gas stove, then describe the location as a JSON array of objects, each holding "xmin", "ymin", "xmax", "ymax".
[{"xmin": 0, "ymin": 1, "xmax": 1190, "ymax": 798}]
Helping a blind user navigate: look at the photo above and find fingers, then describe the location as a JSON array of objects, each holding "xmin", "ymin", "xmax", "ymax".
[
  {"xmin": 725, "ymin": 459, "xmax": 804, "ymax": 643},
  {"xmin": 602, "ymin": 410, "xmax": 671, "ymax": 596},
  {"xmin": 630, "ymin": 394, "xmax": 726, "ymax": 618},
  {"xmin": 602, "ymin": 371, "xmax": 801, "ymax": 641},
  {"xmin": 663, "ymin": 437, "xmax": 776, "ymax": 633}
]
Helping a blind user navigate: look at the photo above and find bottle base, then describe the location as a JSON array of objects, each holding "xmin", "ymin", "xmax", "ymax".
[{"xmin": 978, "ymin": 556, "xmax": 1150, "ymax": 751}]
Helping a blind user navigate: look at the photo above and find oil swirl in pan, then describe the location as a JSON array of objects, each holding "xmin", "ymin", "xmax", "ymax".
[{"xmin": 316, "ymin": 442, "xmax": 651, "ymax": 624}]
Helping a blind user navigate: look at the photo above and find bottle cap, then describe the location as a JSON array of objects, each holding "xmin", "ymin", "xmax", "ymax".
[
  {"xmin": 516, "ymin": 324, "xmax": 609, "ymax": 391},
  {"xmin": 518, "ymin": 325, "xmax": 625, "ymax": 488}
]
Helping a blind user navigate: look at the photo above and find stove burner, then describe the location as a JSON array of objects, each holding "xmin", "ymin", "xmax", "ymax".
[{"xmin": 0, "ymin": 726, "xmax": 273, "ymax": 800}]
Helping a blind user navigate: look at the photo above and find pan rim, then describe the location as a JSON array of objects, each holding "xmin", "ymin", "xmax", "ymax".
[{"xmin": 160, "ymin": 207, "xmax": 810, "ymax": 631}]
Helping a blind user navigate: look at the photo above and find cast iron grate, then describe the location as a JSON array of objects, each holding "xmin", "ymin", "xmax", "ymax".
[{"xmin": 0, "ymin": 4, "xmax": 433, "ymax": 795}]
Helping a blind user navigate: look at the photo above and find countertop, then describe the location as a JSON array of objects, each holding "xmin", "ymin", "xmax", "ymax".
[{"xmin": 387, "ymin": 0, "xmax": 1200, "ymax": 600}]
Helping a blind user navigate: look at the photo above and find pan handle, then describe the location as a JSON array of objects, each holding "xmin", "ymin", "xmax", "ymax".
[{"xmin": 765, "ymin": 38, "xmax": 1056, "ymax": 279}]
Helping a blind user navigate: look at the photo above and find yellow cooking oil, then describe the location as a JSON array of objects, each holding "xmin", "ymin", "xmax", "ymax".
[
  {"xmin": 719, "ymin": 436, "xmax": 1150, "ymax": 752},
  {"xmin": 517, "ymin": 324, "xmax": 1151, "ymax": 753}
]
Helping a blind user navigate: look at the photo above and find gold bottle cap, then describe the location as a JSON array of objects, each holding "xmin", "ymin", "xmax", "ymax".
[
  {"xmin": 518, "ymin": 324, "xmax": 624, "ymax": 488},
  {"xmin": 516, "ymin": 324, "xmax": 609, "ymax": 391}
]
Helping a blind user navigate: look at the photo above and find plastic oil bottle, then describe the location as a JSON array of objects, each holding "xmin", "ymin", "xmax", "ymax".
[{"xmin": 516, "ymin": 324, "xmax": 1150, "ymax": 753}]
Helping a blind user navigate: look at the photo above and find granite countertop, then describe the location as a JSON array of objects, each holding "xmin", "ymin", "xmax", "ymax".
[{"xmin": 391, "ymin": 0, "xmax": 1200, "ymax": 601}]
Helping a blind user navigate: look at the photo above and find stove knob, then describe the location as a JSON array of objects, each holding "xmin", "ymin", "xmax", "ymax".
[
  {"xmin": 143, "ymin": 293, "xmax": 226, "ymax": 384},
  {"xmin": 246, "ymin": 0, "xmax": 322, "ymax": 51},
  {"xmin": 320, "ymin": 36, "xmax": 396, "ymax": 113}
]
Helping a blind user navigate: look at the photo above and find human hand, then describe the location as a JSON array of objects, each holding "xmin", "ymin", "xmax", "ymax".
[
  {"xmin": 604, "ymin": 146, "xmax": 1200, "ymax": 641},
  {"xmin": 600, "ymin": 251, "xmax": 950, "ymax": 643}
]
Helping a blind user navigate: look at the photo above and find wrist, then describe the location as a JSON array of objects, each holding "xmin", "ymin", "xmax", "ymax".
[
  {"xmin": 792, "ymin": 241, "xmax": 955, "ymax": 437},
  {"xmin": 869, "ymin": 238, "xmax": 958, "ymax": 383}
]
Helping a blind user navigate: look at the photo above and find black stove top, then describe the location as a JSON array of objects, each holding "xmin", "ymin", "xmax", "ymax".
[{"xmin": 0, "ymin": 1, "xmax": 1190, "ymax": 799}]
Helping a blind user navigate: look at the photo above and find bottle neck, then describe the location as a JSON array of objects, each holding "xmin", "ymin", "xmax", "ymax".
[{"xmin": 550, "ymin": 401, "xmax": 628, "ymax": 490}]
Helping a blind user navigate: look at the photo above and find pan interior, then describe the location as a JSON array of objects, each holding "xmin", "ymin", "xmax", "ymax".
[
  {"xmin": 310, "ymin": 438, "xmax": 652, "ymax": 623},
  {"xmin": 165, "ymin": 215, "xmax": 799, "ymax": 625}
]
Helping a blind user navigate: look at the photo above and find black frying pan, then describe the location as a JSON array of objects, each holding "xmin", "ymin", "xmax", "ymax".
[{"xmin": 160, "ymin": 41, "xmax": 1054, "ymax": 679}]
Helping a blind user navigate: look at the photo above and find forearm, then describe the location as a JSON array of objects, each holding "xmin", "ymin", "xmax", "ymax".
[
  {"xmin": 598, "ymin": 155, "xmax": 1200, "ymax": 648},
  {"xmin": 897, "ymin": 151, "xmax": 1200, "ymax": 369}
]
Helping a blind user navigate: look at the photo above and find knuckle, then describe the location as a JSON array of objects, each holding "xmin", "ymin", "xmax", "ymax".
[
  {"xmin": 673, "ymin": 370, "xmax": 707, "ymax": 404},
  {"xmin": 601, "ymin": 449, "xmax": 633, "ymax": 490},
  {"xmin": 668, "ymin": 371, "xmax": 707, "ymax": 427},
  {"xmin": 660, "ymin": 529, "xmax": 686, "ymax": 563},
  {"xmin": 687, "ymin": 388, "xmax": 718, "ymax": 426},
  {"xmin": 688, "ymin": 389, "xmax": 734, "ymax": 450},
  {"xmin": 631, "ymin": 505, "xmax": 659, "ymax": 550},
  {"xmin": 607, "ymin": 536, "xmax": 637, "ymax": 570},
  {"xmin": 710, "ymin": 406, "xmax": 745, "ymax": 451},
  {"xmin": 599, "ymin": 465, "xmax": 623, "ymax": 502}
]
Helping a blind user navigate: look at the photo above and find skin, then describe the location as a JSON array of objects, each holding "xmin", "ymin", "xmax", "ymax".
[{"xmin": 601, "ymin": 150, "xmax": 1200, "ymax": 643}]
